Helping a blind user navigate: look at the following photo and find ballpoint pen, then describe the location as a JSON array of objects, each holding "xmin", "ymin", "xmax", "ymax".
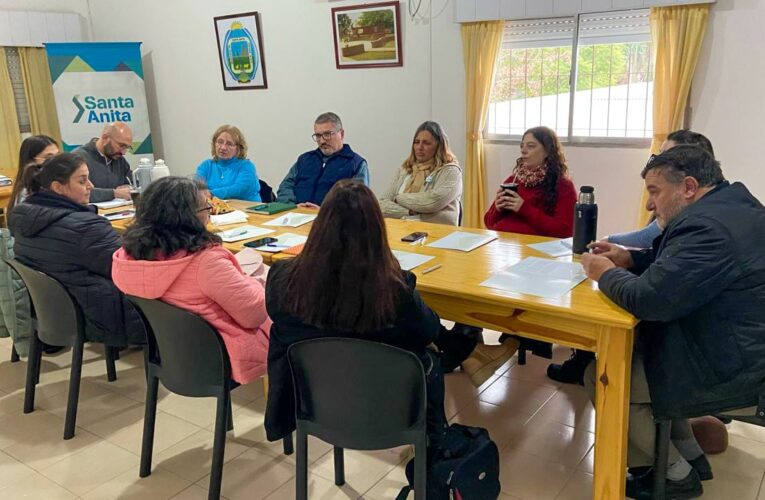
[
  {"xmin": 225, "ymin": 228, "xmax": 249, "ymax": 238},
  {"xmin": 421, "ymin": 264, "xmax": 442, "ymax": 274}
]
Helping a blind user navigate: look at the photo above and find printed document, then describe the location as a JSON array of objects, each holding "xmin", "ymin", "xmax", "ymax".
[
  {"xmin": 527, "ymin": 237, "xmax": 574, "ymax": 257},
  {"xmin": 480, "ymin": 257, "xmax": 587, "ymax": 299},
  {"xmin": 391, "ymin": 250, "xmax": 435, "ymax": 271},
  {"xmin": 263, "ymin": 213, "xmax": 317, "ymax": 228},
  {"xmin": 218, "ymin": 225, "xmax": 274, "ymax": 243},
  {"xmin": 427, "ymin": 231, "xmax": 497, "ymax": 252}
]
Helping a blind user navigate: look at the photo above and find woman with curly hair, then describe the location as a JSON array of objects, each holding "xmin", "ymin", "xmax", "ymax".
[{"xmin": 484, "ymin": 126, "xmax": 576, "ymax": 238}]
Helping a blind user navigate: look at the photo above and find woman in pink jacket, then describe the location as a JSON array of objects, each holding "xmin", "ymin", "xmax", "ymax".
[{"xmin": 112, "ymin": 177, "xmax": 270, "ymax": 384}]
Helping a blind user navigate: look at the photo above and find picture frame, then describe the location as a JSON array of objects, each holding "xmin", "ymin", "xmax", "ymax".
[
  {"xmin": 214, "ymin": 11, "xmax": 268, "ymax": 90},
  {"xmin": 331, "ymin": 1, "xmax": 403, "ymax": 70}
]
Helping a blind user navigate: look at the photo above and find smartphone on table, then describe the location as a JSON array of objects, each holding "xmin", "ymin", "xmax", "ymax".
[
  {"xmin": 244, "ymin": 237, "xmax": 278, "ymax": 248},
  {"xmin": 401, "ymin": 232, "xmax": 428, "ymax": 243}
]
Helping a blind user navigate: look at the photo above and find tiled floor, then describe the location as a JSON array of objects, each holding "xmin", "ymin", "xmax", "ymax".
[{"xmin": 0, "ymin": 332, "xmax": 764, "ymax": 499}]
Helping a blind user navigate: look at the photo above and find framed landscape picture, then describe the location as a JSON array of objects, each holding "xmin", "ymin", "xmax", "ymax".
[
  {"xmin": 214, "ymin": 12, "xmax": 268, "ymax": 90},
  {"xmin": 331, "ymin": 1, "xmax": 403, "ymax": 70}
]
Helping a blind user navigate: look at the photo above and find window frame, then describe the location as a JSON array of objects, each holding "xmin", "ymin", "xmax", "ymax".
[{"xmin": 485, "ymin": 11, "xmax": 653, "ymax": 148}]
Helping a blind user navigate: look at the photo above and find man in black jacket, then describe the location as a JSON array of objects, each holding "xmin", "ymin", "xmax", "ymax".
[
  {"xmin": 75, "ymin": 122, "xmax": 134, "ymax": 203},
  {"xmin": 582, "ymin": 145, "xmax": 765, "ymax": 499}
]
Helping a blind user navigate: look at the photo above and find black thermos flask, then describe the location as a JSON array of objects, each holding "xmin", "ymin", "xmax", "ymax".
[{"xmin": 572, "ymin": 186, "xmax": 597, "ymax": 255}]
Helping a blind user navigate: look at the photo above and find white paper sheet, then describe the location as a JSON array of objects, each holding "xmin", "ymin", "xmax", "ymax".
[
  {"xmin": 427, "ymin": 231, "xmax": 497, "ymax": 252},
  {"xmin": 218, "ymin": 225, "xmax": 274, "ymax": 243},
  {"xmin": 252, "ymin": 232, "xmax": 308, "ymax": 252},
  {"xmin": 391, "ymin": 250, "xmax": 435, "ymax": 271},
  {"xmin": 92, "ymin": 199, "xmax": 132, "ymax": 209},
  {"xmin": 101, "ymin": 209, "xmax": 135, "ymax": 221},
  {"xmin": 210, "ymin": 210, "xmax": 249, "ymax": 226},
  {"xmin": 263, "ymin": 213, "xmax": 317, "ymax": 228},
  {"xmin": 480, "ymin": 257, "xmax": 587, "ymax": 299},
  {"xmin": 527, "ymin": 237, "xmax": 574, "ymax": 257}
]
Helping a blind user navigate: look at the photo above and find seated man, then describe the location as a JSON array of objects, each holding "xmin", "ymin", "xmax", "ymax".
[
  {"xmin": 75, "ymin": 122, "xmax": 134, "ymax": 203},
  {"xmin": 582, "ymin": 146, "xmax": 765, "ymax": 499},
  {"xmin": 276, "ymin": 112, "xmax": 368, "ymax": 207}
]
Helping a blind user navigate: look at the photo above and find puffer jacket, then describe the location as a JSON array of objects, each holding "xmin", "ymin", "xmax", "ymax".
[
  {"xmin": 112, "ymin": 245, "xmax": 271, "ymax": 384},
  {"xmin": 0, "ymin": 229, "xmax": 32, "ymax": 356}
]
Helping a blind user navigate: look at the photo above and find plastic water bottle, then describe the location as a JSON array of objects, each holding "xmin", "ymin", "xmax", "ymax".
[
  {"xmin": 572, "ymin": 186, "xmax": 598, "ymax": 255},
  {"xmin": 151, "ymin": 159, "xmax": 170, "ymax": 182},
  {"xmin": 133, "ymin": 158, "xmax": 153, "ymax": 191}
]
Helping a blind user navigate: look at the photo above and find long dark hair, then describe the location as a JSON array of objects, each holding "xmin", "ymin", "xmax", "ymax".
[
  {"xmin": 20, "ymin": 152, "xmax": 84, "ymax": 196},
  {"xmin": 122, "ymin": 176, "xmax": 221, "ymax": 260},
  {"xmin": 520, "ymin": 126, "xmax": 569, "ymax": 215},
  {"xmin": 8, "ymin": 135, "xmax": 58, "ymax": 214},
  {"xmin": 282, "ymin": 180, "xmax": 405, "ymax": 333}
]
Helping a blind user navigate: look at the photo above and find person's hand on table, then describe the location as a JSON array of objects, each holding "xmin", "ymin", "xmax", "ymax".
[
  {"xmin": 581, "ymin": 253, "xmax": 616, "ymax": 282},
  {"xmin": 587, "ymin": 241, "xmax": 634, "ymax": 269},
  {"xmin": 114, "ymin": 185, "xmax": 131, "ymax": 200},
  {"xmin": 297, "ymin": 202, "xmax": 320, "ymax": 210}
]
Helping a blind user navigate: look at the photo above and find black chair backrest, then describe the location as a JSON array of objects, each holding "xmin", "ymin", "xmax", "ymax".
[
  {"xmin": 5, "ymin": 258, "xmax": 83, "ymax": 347},
  {"xmin": 127, "ymin": 295, "xmax": 231, "ymax": 397},
  {"xmin": 287, "ymin": 337, "xmax": 427, "ymax": 450},
  {"xmin": 259, "ymin": 179, "xmax": 276, "ymax": 203}
]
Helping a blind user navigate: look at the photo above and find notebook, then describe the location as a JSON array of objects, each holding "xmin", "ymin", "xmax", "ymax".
[{"xmin": 246, "ymin": 202, "xmax": 296, "ymax": 215}]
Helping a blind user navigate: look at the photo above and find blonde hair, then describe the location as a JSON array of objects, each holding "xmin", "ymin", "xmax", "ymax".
[
  {"xmin": 211, "ymin": 124, "xmax": 247, "ymax": 160},
  {"xmin": 402, "ymin": 121, "xmax": 458, "ymax": 172}
]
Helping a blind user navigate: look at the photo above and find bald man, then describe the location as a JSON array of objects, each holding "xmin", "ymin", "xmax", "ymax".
[{"xmin": 75, "ymin": 122, "xmax": 134, "ymax": 203}]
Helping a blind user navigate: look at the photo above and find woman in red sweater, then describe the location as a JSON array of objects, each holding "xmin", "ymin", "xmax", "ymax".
[{"xmin": 484, "ymin": 126, "xmax": 576, "ymax": 237}]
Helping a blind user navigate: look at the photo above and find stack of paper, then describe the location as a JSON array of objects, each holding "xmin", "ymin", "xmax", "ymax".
[
  {"xmin": 211, "ymin": 210, "xmax": 248, "ymax": 226},
  {"xmin": 92, "ymin": 199, "xmax": 132, "ymax": 209},
  {"xmin": 527, "ymin": 237, "xmax": 573, "ymax": 257},
  {"xmin": 263, "ymin": 213, "xmax": 317, "ymax": 228},
  {"xmin": 480, "ymin": 257, "xmax": 587, "ymax": 299},
  {"xmin": 253, "ymin": 232, "xmax": 308, "ymax": 252},
  {"xmin": 427, "ymin": 231, "xmax": 497, "ymax": 252},
  {"xmin": 102, "ymin": 209, "xmax": 135, "ymax": 221},
  {"xmin": 391, "ymin": 250, "xmax": 435, "ymax": 271},
  {"xmin": 218, "ymin": 225, "xmax": 274, "ymax": 243}
]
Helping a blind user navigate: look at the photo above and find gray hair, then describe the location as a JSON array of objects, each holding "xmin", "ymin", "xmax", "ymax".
[{"xmin": 315, "ymin": 112, "xmax": 343, "ymax": 130}]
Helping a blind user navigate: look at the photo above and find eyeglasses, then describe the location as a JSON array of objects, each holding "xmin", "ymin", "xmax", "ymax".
[
  {"xmin": 311, "ymin": 130, "xmax": 338, "ymax": 143},
  {"xmin": 110, "ymin": 137, "xmax": 133, "ymax": 152},
  {"xmin": 215, "ymin": 139, "xmax": 238, "ymax": 149}
]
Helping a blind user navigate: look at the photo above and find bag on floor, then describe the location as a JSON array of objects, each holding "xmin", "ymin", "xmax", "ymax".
[{"xmin": 396, "ymin": 423, "xmax": 501, "ymax": 500}]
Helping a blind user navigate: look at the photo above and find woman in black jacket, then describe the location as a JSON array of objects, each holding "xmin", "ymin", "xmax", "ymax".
[
  {"xmin": 264, "ymin": 179, "xmax": 447, "ymax": 446},
  {"xmin": 8, "ymin": 153, "xmax": 144, "ymax": 346}
]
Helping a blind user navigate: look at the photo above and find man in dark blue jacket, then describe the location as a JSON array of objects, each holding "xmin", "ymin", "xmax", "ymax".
[
  {"xmin": 582, "ymin": 145, "xmax": 765, "ymax": 499},
  {"xmin": 276, "ymin": 112, "xmax": 368, "ymax": 207}
]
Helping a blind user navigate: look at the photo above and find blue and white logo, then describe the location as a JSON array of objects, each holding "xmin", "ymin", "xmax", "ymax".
[{"xmin": 223, "ymin": 21, "xmax": 258, "ymax": 84}]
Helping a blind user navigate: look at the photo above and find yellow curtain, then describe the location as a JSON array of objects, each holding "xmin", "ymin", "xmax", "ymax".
[
  {"xmin": 19, "ymin": 47, "xmax": 61, "ymax": 144},
  {"xmin": 461, "ymin": 21, "xmax": 504, "ymax": 228},
  {"xmin": 0, "ymin": 49, "xmax": 21, "ymax": 178},
  {"xmin": 638, "ymin": 4, "xmax": 710, "ymax": 226}
]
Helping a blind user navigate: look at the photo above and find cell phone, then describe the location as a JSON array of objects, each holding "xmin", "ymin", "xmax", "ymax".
[
  {"xmin": 501, "ymin": 182, "xmax": 519, "ymax": 193},
  {"xmin": 244, "ymin": 237, "xmax": 278, "ymax": 248},
  {"xmin": 401, "ymin": 232, "xmax": 428, "ymax": 242}
]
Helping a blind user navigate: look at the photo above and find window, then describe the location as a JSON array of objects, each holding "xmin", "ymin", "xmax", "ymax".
[
  {"xmin": 4, "ymin": 47, "xmax": 31, "ymax": 135},
  {"xmin": 487, "ymin": 10, "xmax": 653, "ymax": 142}
]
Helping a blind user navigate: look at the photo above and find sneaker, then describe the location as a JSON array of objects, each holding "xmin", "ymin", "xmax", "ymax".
[
  {"xmin": 546, "ymin": 349, "xmax": 595, "ymax": 385},
  {"xmin": 460, "ymin": 338, "xmax": 520, "ymax": 387},
  {"xmin": 626, "ymin": 467, "xmax": 703, "ymax": 499},
  {"xmin": 628, "ymin": 454, "xmax": 713, "ymax": 482}
]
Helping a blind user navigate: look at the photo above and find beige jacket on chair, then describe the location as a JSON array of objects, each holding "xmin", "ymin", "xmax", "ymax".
[{"xmin": 378, "ymin": 162, "xmax": 463, "ymax": 226}]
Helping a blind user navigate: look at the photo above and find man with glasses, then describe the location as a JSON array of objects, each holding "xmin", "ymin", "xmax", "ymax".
[
  {"xmin": 75, "ymin": 122, "xmax": 135, "ymax": 203},
  {"xmin": 276, "ymin": 112, "xmax": 368, "ymax": 207}
]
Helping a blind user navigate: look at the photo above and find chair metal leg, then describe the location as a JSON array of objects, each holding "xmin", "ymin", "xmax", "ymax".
[
  {"xmin": 10, "ymin": 345, "xmax": 19, "ymax": 363},
  {"xmin": 209, "ymin": 390, "xmax": 230, "ymax": 500},
  {"xmin": 413, "ymin": 436, "xmax": 428, "ymax": 500},
  {"xmin": 34, "ymin": 335, "xmax": 42, "ymax": 384},
  {"xmin": 139, "ymin": 374, "xmax": 160, "ymax": 477},
  {"xmin": 63, "ymin": 340, "xmax": 84, "ymax": 440},
  {"xmin": 296, "ymin": 428, "xmax": 308, "ymax": 500},
  {"xmin": 333, "ymin": 446, "xmax": 345, "ymax": 486},
  {"xmin": 226, "ymin": 397, "xmax": 234, "ymax": 432},
  {"xmin": 105, "ymin": 345, "xmax": 117, "ymax": 382},
  {"xmin": 518, "ymin": 346, "xmax": 527, "ymax": 365},
  {"xmin": 282, "ymin": 432, "xmax": 294, "ymax": 455},
  {"xmin": 653, "ymin": 419, "xmax": 672, "ymax": 500},
  {"xmin": 112, "ymin": 346, "xmax": 120, "ymax": 360},
  {"xmin": 23, "ymin": 333, "xmax": 41, "ymax": 414}
]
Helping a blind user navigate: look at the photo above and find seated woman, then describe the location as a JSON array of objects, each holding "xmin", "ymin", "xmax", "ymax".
[
  {"xmin": 195, "ymin": 125, "xmax": 261, "ymax": 202},
  {"xmin": 8, "ymin": 135, "xmax": 59, "ymax": 213},
  {"xmin": 264, "ymin": 180, "xmax": 447, "ymax": 446},
  {"xmin": 112, "ymin": 177, "xmax": 270, "ymax": 384},
  {"xmin": 8, "ymin": 153, "xmax": 144, "ymax": 347},
  {"xmin": 379, "ymin": 121, "xmax": 462, "ymax": 225}
]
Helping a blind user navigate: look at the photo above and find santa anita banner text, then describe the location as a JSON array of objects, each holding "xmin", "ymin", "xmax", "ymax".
[{"xmin": 45, "ymin": 42, "xmax": 153, "ymax": 155}]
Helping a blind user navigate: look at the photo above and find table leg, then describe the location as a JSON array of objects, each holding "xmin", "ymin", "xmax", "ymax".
[{"xmin": 593, "ymin": 325, "xmax": 633, "ymax": 499}]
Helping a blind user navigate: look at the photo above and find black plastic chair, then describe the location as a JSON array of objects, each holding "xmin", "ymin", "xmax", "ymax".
[
  {"xmin": 5, "ymin": 258, "xmax": 118, "ymax": 440},
  {"xmin": 287, "ymin": 337, "xmax": 428, "ymax": 499},
  {"xmin": 127, "ymin": 296, "xmax": 292, "ymax": 500},
  {"xmin": 259, "ymin": 179, "xmax": 276, "ymax": 203}
]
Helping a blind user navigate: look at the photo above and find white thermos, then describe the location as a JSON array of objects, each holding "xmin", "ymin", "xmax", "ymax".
[{"xmin": 151, "ymin": 159, "xmax": 170, "ymax": 181}]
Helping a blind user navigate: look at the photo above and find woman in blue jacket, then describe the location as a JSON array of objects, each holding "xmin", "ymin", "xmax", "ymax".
[{"xmin": 195, "ymin": 125, "xmax": 261, "ymax": 201}]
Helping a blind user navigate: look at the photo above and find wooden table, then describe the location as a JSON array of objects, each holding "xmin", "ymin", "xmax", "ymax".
[{"xmin": 111, "ymin": 200, "xmax": 637, "ymax": 499}]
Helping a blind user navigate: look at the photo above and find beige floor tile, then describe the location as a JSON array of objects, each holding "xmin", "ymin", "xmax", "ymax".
[
  {"xmin": 0, "ymin": 449, "xmax": 36, "ymax": 484},
  {"xmin": 84, "ymin": 405, "xmax": 200, "ymax": 456},
  {"xmin": 577, "ymin": 445, "xmax": 593, "ymax": 474},
  {"xmin": 85, "ymin": 365, "xmax": 148, "ymax": 401},
  {"xmin": 759, "ymin": 473, "xmax": 765, "ymax": 500},
  {"xmin": 451, "ymin": 399, "xmax": 532, "ymax": 450},
  {"xmin": 198, "ymin": 447, "xmax": 295, "ymax": 500},
  {"xmin": 498, "ymin": 448, "xmax": 575, "ymax": 500},
  {"xmin": 527, "ymin": 384, "xmax": 595, "ymax": 433},
  {"xmin": 230, "ymin": 381, "xmax": 266, "ymax": 408},
  {"xmin": 158, "ymin": 392, "xmax": 219, "ymax": 428},
  {"xmin": 502, "ymin": 345, "xmax": 569, "ymax": 389},
  {"xmin": 0, "ymin": 389, "xmax": 25, "ymax": 418},
  {"xmin": 555, "ymin": 470, "xmax": 593, "ymax": 500},
  {"xmin": 39, "ymin": 380, "xmax": 144, "ymax": 427},
  {"xmin": 4, "ymin": 424, "xmax": 100, "ymax": 471},
  {"xmin": 311, "ymin": 448, "xmax": 404, "ymax": 494},
  {"xmin": 510, "ymin": 421, "xmax": 594, "ymax": 467},
  {"xmin": 171, "ymin": 484, "xmax": 224, "ymax": 500},
  {"xmin": 40, "ymin": 440, "xmax": 139, "ymax": 496},
  {"xmin": 0, "ymin": 470, "xmax": 77, "ymax": 499},
  {"xmin": 479, "ymin": 376, "xmax": 557, "ymax": 415},
  {"xmin": 264, "ymin": 472, "xmax": 363, "ymax": 499},
  {"xmin": 708, "ymin": 434, "xmax": 765, "ymax": 481},
  {"xmin": 728, "ymin": 420, "xmax": 765, "ymax": 445},
  {"xmin": 218, "ymin": 397, "xmax": 269, "ymax": 443},
  {"xmin": 0, "ymin": 408, "xmax": 67, "ymax": 450},
  {"xmin": 443, "ymin": 370, "xmax": 501, "ymax": 419},
  {"xmin": 698, "ymin": 469, "xmax": 761, "ymax": 499},
  {"xmin": 154, "ymin": 428, "xmax": 250, "ymax": 483},
  {"xmin": 249, "ymin": 434, "xmax": 334, "ymax": 466},
  {"xmin": 363, "ymin": 460, "xmax": 408, "ymax": 499},
  {"xmin": 81, "ymin": 466, "xmax": 191, "ymax": 500},
  {"xmin": 0, "ymin": 355, "xmax": 72, "ymax": 392}
]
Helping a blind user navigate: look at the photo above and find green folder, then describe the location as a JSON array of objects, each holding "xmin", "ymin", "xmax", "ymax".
[{"xmin": 245, "ymin": 202, "xmax": 297, "ymax": 215}]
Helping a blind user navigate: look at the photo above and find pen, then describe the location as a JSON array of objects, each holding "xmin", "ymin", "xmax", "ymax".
[
  {"xmin": 266, "ymin": 243, "xmax": 290, "ymax": 248},
  {"xmin": 226, "ymin": 229, "xmax": 248, "ymax": 237},
  {"xmin": 125, "ymin": 176, "xmax": 134, "ymax": 188},
  {"xmin": 421, "ymin": 264, "xmax": 442, "ymax": 275}
]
